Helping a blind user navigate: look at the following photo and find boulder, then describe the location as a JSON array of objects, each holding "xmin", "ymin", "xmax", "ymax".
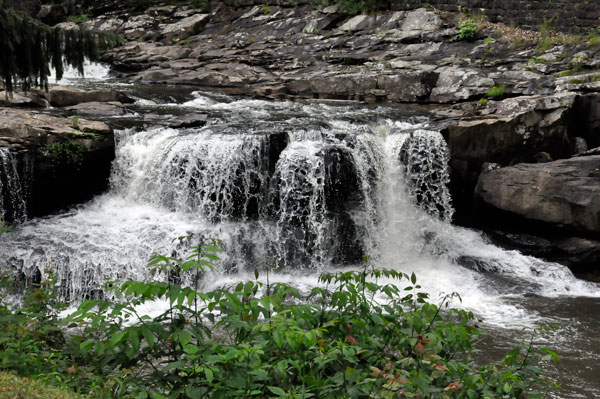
[
  {"xmin": 0, "ymin": 107, "xmax": 115, "ymax": 218},
  {"xmin": 160, "ymin": 14, "xmax": 210, "ymax": 39},
  {"xmin": 35, "ymin": 86, "xmax": 134, "ymax": 107},
  {"xmin": 475, "ymin": 155, "xmax": 600, "ymax": 234},
  {"xmin": 168, "ymin": 113, "xmax": 208, "ymax": 128},
  {"xmin": 65, "ymin": 101, "xmax": 128, "ymax": 116},
  {"xmin": 0, "ymin": 91, "xmax": 47, "ymax": 108}
]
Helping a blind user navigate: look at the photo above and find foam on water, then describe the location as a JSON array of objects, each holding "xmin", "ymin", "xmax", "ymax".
[
  {"xmin": 48, "ymin": 60, "xmax": 112, "ymax": 85},
  {"xmin": 0, "ymin": 92, "xmax": 598, "ymax": 331},
  {"xmin": 0, "ymin": 148, "xmax": 29, "ymax": 224}
]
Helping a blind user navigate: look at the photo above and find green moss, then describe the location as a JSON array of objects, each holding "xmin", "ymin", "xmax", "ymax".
[{"xmin": 0, "ymin": 372, "xmax": 82, "ymax": 399}]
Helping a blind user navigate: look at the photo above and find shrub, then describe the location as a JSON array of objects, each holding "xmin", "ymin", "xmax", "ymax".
[
  {"xmin": 67, "ymin": 241, "xmax": 557, "ymax": 399},
  {"xmin": 0, "ymin": 233, "xmax": 557, "ymax": 399},
  {"xmin": 458, "ymin": 19, "xmax": 477, "ymax": 41},
  {"xmin": 0, "ymin": 372, "xmax": 83, "ymax": 399}
]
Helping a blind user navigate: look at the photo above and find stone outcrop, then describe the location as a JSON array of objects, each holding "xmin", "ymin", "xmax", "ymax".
[
  {"xmin": 0, "ymin": 108, "xmax": 115, "ymax": 219},
  {"xmin": 33, "ymin": 86, "xmax": 135, "ymax": 107},
  {"xmin": 474, "ymin": 155, "xmax": 600, "ymax": 234}
]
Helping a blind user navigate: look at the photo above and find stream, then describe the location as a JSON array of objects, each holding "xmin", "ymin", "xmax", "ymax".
[{"xmin": 0, "ymin": 63, "xmax": 599, "ymax": 398}]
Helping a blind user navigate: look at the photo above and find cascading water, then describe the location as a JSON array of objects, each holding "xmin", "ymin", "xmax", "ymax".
[
  {"xmin": 0, "ymin": 148, "xmax": 29, "ymax": 224},
  {"xmin": 1, "ymin": 66, "xmax": 598, "ymax": 398}
]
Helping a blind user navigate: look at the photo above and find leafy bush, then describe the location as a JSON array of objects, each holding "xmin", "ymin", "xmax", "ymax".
[
  {"xmin": 458, "ymin": 19, "xmax": 477, "ymax": 41},
  {"xmin": 66, "ymin": 241, "xmax": 556, "ymax": 399},
  {"xmin": 0, "ymin": 230, "xmax": 558, "ymax": 398}
]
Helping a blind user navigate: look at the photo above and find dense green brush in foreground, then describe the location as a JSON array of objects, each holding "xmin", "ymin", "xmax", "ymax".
[{"xmin": 0, "ymin": 236, "xmax": 559, "ymax": 398}]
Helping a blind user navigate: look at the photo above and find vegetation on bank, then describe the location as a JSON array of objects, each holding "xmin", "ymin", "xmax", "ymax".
[
  {"xmin": 0, "ymin": 232, "xmax": 559, "ymax": 399},
  {"xmin": 0, "ymin": 372, "xmax": 83, "ymax": 399}
]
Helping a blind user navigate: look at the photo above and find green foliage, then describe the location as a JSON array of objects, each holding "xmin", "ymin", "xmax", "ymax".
[
  {"xmin": 189, "ymin": 0, "xmax": 208, "ymax": 9},
  {"xmin": 261, "ymin": 3, "xmax": 271, "ymax": 14},
  {"xmin": 66, "ymin": 242, "xmax": 555, "ymax": 399},
  {"xmin": 479, "ymin": 98, "xmax": 488, "ymax": 107},
  {"xmin": 486, "ymin": 84, "xmax": 506, "ymax": 99},
  {"xmin": 0, "ymin": 9, "xmax": 122, "ymax": 93},
  {"xmin": 66, "ymin": 14, "xmax": 90, "ymax": 24},
  {"xmin": 0, "ymin": 239, "xmax": 558, "ymax": 398},
  {"xmin": 0, "ymin": 273, "xmax": 69, "ymax": 381},
  {"xmin": 458, "ymin": 19, "xmax": 477, "ymax": 41},
  {"xmin": 40, "ymin": 139, "xmax": 86, "ymax": 168},
  {"xmin": 70, "ymin": 114, "xmax": 80, "ymax": 129},
  {"xmin": 0, "ymin": 372, "xmax": 83, "ymax": 399}
]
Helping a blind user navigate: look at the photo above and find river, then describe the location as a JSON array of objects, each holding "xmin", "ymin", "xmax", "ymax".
[{"xmin": 0, "ymin": 64, "xmax": 598, "ymax": 398}]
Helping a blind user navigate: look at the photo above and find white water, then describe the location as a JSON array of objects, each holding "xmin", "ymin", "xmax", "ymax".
[
  {"xmin": 48, "ymin": 60, "xmax": 113, "ymax": 86},
  {"xmin": 1, "ymin": 92, "xmax": 598, "ymax": 329},
  {"xmin": 0, "ymin": 148, "xmax": 29, "ymax": 224}
]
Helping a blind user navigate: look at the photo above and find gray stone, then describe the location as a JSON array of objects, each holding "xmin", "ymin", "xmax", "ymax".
[
  {"xmin": 160, "ymin": 14, "xmax": 210, "ymax": 39},
  {"xmin": 34, "ymin": 87, "xmax": 134, "ymax": 107},
  {"xmin": 475, "ymin": 156, "xmax": 600, "ymax": 233}
]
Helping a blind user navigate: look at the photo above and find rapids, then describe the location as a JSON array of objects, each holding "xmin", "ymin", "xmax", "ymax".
[{"xmin": 0, "ymin": 63, "xmax": 598, "ymax": 398}]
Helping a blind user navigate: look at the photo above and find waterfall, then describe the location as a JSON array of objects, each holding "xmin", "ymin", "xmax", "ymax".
[
  {"xmin": 0, "ymin": 148, "xmax": 29, "ymax": 224},
  {"xmin": 0, "ymin": 93, "xmax": 598, "ymax": 320}
]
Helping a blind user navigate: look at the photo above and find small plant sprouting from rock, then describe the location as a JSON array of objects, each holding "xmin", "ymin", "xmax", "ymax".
[
  {"xmin": 479, "ymin": 98, "xmax": 488, "ymax": 107},
  {"xmin": 261, "ymin": 3, "xmax": 271, "ymax": 14},
  {"xmin": 486, "ymin": 84, "xmax": 506, "ymax": 99},
  {"xmin": 70, "ymin": 115, "xmax": 80, "ymax": 129},
  {"xmin": 40, "ymin": 139, "xmax": 86, "ymax": 169},
  {"xmin": 66, "ymin": 14, "xmax": 89, "ymax": 24},
  {"xmin": 458, "ymin": 19, "xmax": 478, "ymax": 41}
]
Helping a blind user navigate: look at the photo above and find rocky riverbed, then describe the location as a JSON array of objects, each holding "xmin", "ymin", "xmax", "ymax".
[{"xmin": 1, "ymin": 1, "xmax": 600, "ymax": 276}]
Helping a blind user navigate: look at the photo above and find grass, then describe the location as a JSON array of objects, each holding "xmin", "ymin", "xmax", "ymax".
[
  {"xmin": 0, "ymin": 372, "xmax": 82, "ymax": 399},
  {"xmin": 486, "ymin": 84, "xmax": 506, "ymax": 99}
]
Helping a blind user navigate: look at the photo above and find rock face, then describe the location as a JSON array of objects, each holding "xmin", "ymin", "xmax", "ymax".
[
  {"xmin": 0, "ymin": 108, "xmax": 114, "ymax": 220},
  {"xmin": 34, "ymin": 86, "xmax": 134, "ymax": 107},
  {"xmin": 475, "ymin": 155, "xmax": 600, "ymax": 234},
  {"xmin": 75, "ymin": 3, "xmax": 600, "ymax": 107}
]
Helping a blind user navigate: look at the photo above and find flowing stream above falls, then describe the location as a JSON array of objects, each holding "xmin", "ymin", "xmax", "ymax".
[{"xmin": 1, "ymin": 64, "xmax": 599, "ymax": 398}]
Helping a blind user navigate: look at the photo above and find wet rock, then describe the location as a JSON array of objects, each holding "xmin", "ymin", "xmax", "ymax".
[
  {"xmin": 430, "ymin": 67, "xmax": 495, "ymax": 103},
  {"xmin": 36, "ymin": 3, "xmax": 67, "ymax": 25},
  {"xmin": 34, "ymin": 86, "xmax": 134, "ymax": 107},
  {"xmin": 447, "ymin": 92, "xmax": 576, "ymax": 207},
  {"xmin": 0, "ymin": 91, "xmax": 47, "ymax": 108},
  {"xmin": 0, "ymin": 107, "xmax": 114, "ymax": 219},
  {"xmin": 475, "ymin": 155, "xmax": 600, "ymax": 234},
  {"xmin": 160, "ymin": 14, "xmax": 210, "ymax": 39},
  {"xmin": 65, "ymin": 101, "xmax": 128, "ymax": 116},
  {"xmin": 168, "ymin": 113, "xmax": 208, "ymax": 128}
]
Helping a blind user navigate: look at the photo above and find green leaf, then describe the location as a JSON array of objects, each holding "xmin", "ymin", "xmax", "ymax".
[
  {"xmin": 185, "ymin": 387, "xmax": 207, "ymax": 399},
  {"xmin": 204, "ymin": 367, "xmax": 214, "ymax": 383},
  {"xmin": 179, "ymin": 330, "xmax": 192, "ymax": 346},
  {"xmin": 268, "ymin": 386, "xmax": 286, "ymax": 396},
  {"xmin": 141, "ymin": 326, "xmax": 155, "ymax": 348},
  {"xmin": 129, "ymin": 328, "xmax": 140, "ymax": 353},
  {"xmin": 503, "ymin": 382, "xmax": 512, "ymax": 393},
  {"xmin": 95, "ymin": 341, "xmax": 105, "ymax": 355},
  {"xmin": 109, "ymin": 331, "xmax": 126, "ymax": 347},
  {"xmin": 79, "ymin": 340, "xmax": 95, "ymax": 354}
]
